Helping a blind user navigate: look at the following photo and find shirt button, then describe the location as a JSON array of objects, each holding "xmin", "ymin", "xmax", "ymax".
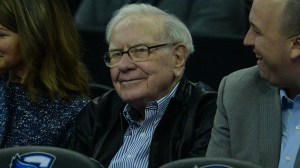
[
  {"xmin": 140, "ymin": 133, "xmax": 146, "ymax": 137},
  {"xmin": 286, "ymin": 156, "xmax": 291, "ymax": 161},
  {"xmin": 296, "ymin": 125, "xmax": 300, "ymax": 130}
]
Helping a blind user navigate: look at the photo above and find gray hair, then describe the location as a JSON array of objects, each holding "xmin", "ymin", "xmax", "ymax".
[
  {"xmin": 280, "ymin": 0, "xmax": 300, "ymax": 37},
  {"xmin": 105, "ymin": 3, "xmax": 194, "ymax": 56}
]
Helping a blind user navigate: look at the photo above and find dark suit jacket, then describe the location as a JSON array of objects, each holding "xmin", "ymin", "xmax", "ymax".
[{"xmin": 206, "ymin": 66, "xmax": 300, "ymax": 167}]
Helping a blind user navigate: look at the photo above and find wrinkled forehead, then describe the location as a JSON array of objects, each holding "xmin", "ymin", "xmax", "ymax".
[{"xmin": 108, "ymin": 15, "xmax": 166, "ymax": 49}]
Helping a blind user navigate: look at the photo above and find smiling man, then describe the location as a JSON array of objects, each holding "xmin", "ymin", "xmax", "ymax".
[
  {"xmin": 206, "ymin": 0, "xmax": 300, "ymax": 167},
  {"xmin": 70, "ymin": 3, "xmax": 217, "ymax": 168}
]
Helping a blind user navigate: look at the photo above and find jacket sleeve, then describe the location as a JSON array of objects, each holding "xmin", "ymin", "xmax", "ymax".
[
  {"xmin": 188, "ymin": 85, "xmax": 218, "ymax": 157},
  {"xmin": 205, "ymin": 76, "xmax": 231, "ymax": 157}
]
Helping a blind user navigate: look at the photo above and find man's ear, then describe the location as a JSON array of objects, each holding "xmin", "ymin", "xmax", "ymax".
[
  {"xmin": 291, "ymin": 35, "xmax": 300, "ymax": 60},
  {"xmin": 173, "ymin": 44, "xmax": 188, "ymax": 77},
  {"xmin": 173, "ymin": 44, "xmax": 188, "ymax": 68}
]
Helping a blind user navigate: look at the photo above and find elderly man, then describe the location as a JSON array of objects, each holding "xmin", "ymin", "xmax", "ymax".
[
  {"xmin": 206, "ymin": 0, "xmax": 300, "ymax": 168},
  {"xmin": 70, "ymin": 3, "xmax": 217, "ymax": 168}
]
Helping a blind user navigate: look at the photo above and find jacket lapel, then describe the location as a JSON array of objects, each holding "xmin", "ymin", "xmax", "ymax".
[{"xmin": 259, "ymin": 82, "xmax": 281, "ymax": 167}]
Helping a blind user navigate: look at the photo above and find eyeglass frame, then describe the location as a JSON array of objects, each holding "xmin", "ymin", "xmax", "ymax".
[{"xmin": 103, "ymin": 43, "xmax": 174, "ymax": 68}]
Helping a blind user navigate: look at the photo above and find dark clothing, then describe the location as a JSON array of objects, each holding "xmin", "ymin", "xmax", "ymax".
[
  {"xmin": 70, "ymin": 78, "xmax": 217, "ymax": 168},
  {"xmin": 0, "ymin": 75, "xmax": 89, "ymax": 148}
]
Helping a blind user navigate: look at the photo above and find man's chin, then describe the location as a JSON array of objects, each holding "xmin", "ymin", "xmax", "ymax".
[
  {"xmin": 119, "ymin": 90, "xmax": 144, "ymax": 103},
  {"xmin": 259, "ymin": 71, "xmax": 280, "ymax": 87},
  {"xmin": 258, "ymin": 70, "xmax": 269, "ymax": 81}
]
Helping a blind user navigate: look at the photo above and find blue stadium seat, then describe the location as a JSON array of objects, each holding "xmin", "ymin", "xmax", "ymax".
[
  {"xmin": 0, "ymin": 146, "xmax": 104, "ymax": 168},
  {"xmin": 159, "ymin": 157, "xmax": 263, "ymax": 168}
]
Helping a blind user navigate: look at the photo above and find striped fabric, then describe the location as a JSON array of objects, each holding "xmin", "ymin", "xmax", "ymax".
[{"xmin": 108, "ymin": 83, "xmax": 179, "ymax": 168}]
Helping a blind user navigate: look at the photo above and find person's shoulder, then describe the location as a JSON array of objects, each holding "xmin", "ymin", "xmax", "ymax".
[
  {"xmin": 87, "ymin": 89, "xmax": 123, "ymax": 111},
  {"xmin": 0, "ymin": 73, "xmax": 8, "ymax": 85},
  {"xmin": 69, "ymin": 95, "xmax": 90, "ymax": 105},
  {"xmin": 80, "ymin": 89, "xmax": 124, "ymax": 121},
  {"xmin": 54, "ymin": 96, "xmax": 91, "ymax": 115},
  {"xmin": 219, "ymin": 66, "xmax": 268, "ymax": 96},
  {"xmin": 228, "ymin": 66, "xmax": 258, "ymax": 78},
  {"xmin": 185, "ymin": 79, "xmax": 217, "ymax": 103},
  {"xmin": 91, "ymin": 89, "xmax": 120, "ymax": 103},
  {"xmin": 194, "ymin": 80, "xmax": 216, "ymax": 93},
  {"xmin": 225, "ymin": 66, "xmax": 260, "ymax": 85},
  {"xmin": 0, "ymin": 76, "xmax": 4, "ymax": 87}
]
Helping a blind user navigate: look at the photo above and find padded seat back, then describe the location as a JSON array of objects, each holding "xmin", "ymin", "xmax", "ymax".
[{"xmin": 0, "ymin": 146, "xmax": 103, "ymax": 168}]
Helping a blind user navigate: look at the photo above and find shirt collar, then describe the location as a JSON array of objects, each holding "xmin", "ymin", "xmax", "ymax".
[
  {"xmin": 280, "ymin": 89, "xmax": 294, "ymax": 111},
  {"xmin": 123, "ymin": 83, "xmax": 179, "ymax": 124}
]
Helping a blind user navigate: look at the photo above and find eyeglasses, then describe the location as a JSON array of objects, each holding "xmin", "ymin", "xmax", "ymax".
[{"xmin": 103, "ymin": 43, "xmax": 171, "ymax": 67}]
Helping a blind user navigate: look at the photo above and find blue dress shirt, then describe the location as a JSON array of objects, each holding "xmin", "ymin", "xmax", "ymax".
[{"xmin": 279, "ymin": 89, "xmax": 300, "ymax": 168}]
